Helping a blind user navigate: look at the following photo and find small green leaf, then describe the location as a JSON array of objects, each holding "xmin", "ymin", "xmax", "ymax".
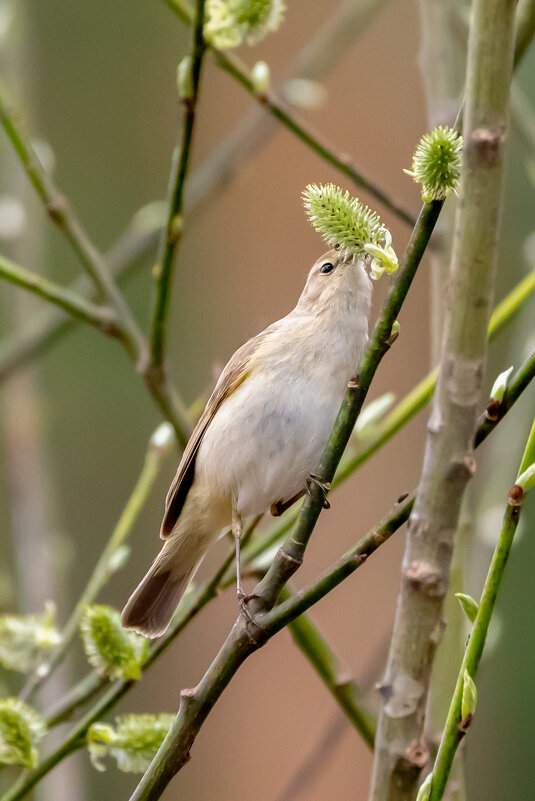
[
  {"xmin": 404, "ymin": 126, "xmax": 463, "ymax": 202},
  {"xmin": 455, "ymin": 592, "xmax": 479, "ymax": 623},
  {"xmin": 0, "ymin": 698, "xmax": 46, "ymax": 769},
  {"xmin": 461, "ymin": 670, "xmax": 477, "ymax": 719},
  {"xmin": 0, "ymin": 601, "xmax": 61, "ymax": 674},
  {"xmin": 302, "ymin": 183, "xmax": 398, "ymax": 276},
  {"xmin": 87, "ymin": 714, "xmax": 174, "ymax": 773},
  {"xmin": 415, "ymin": 772, "xmax": 433, "ymax": 801},
  {"xmin": 205, "ymin": 0, "xmax": 285, "ymax": 49},
  {"xmin": 490, "ymin": 366, "xmax": 513, "ymax": 402},
  {"xmin": 80, "ymin": 605, "xmax": 148, "ymax": 681},
  {"xmin": 516, "ymin": 463, "xmax": 535, "ymax": 493}
]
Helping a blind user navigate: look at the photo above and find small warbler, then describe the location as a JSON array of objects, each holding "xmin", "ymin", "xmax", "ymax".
[{"xmin": 122, "ymin": 249, "xmax": 372, "ymax": 637}]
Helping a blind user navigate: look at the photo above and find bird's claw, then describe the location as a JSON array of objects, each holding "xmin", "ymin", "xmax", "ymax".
[
  {"xmin": 237, "ymin": 590, "xmax": 261, "ymax": 624},
  {"xmin": 306, "ymin": 474, "xmax": 331, "ymax": 509}
]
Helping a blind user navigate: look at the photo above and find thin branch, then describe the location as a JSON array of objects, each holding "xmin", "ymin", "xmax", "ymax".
[
  {"xmin": 514, "ymin": 0, "xmax": 535, "ymax": 67},
  {"xmin": 370, "ymin": 1, "xmax": 519, "ymax": 797},
  {"xmin": 0, "ymin": 205, "xmax": 164, "ymax": 383},
  {"xmin": 0, "ymin": 84, "xmax": 192, "ymax": 445},
  {"xmin": 3, "ymin": 351, "xmax": 534, "ymax": 801},
  {"xmin": 282, "ymin": 588, "xmax": 376, "ymax": 750},
  {"xmin": 150, "ymin": 0, "xmax": 207, "ymax": 370},
  {"xmin": 428, "ymin": 418, "xmax": 535, "ymax": 801},
  {"xmin": 19, "ymin": 423, "xmax": 176, "ymax": 703},
  {"xmin": 0, "ymin": 82, "xmax": 146, "ymax": 364},
  {"xmin": 161, "ymin": 0, "xmax": 417, "ymax": 228},
  {"xmin": 0, "ymin": 252, "xmax": 119, "ymax": 337}
]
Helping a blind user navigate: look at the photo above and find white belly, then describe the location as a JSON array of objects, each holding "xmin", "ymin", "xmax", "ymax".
[{"xmin": 195, "ymin": 365, "xmax": 348, "ymax": 516}]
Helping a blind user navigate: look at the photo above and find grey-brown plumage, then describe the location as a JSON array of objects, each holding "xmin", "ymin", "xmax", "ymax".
[{"xmin": 122, "ymin": 250, "xmax": 372, "ymax": 637}]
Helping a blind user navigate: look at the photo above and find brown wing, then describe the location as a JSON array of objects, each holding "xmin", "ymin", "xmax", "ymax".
[{"xmin": 159, "ymin": 331, "xmax": 270, "ymax": 537}]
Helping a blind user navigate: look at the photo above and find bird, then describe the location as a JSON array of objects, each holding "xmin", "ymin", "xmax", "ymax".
[{"xmin": 121, "ymin": 249, "xmax": 373, "ymax": 638}]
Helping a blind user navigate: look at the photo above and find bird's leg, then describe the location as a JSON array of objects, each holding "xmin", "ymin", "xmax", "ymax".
[
  {"xmin": 232, "ymin": 500, "xmax": 256, "ymax": 623},
  {"xmin": 305, "ymin": 474, "xmax": 331, "ymax": 509}
]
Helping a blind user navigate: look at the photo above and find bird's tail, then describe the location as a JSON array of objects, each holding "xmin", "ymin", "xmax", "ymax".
[{"xmin": 121, "ymin": 523, "xmax": 213, "ymax": 639}]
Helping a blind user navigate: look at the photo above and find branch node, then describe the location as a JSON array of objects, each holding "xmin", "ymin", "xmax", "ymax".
[
  {"xmin": 508, "ymin": 484, "xmax": 523, "ymax": 507},
  {"xmin": 467, "ymin": 126, "xmax": 505, "ymax": 167},
  {"xmin": 46, "ymin": 193, "xmax": 68, "ymax": 223},
  {"xmin": 404, "ymin": 560, "xmax": 445, "ymax": 598}
]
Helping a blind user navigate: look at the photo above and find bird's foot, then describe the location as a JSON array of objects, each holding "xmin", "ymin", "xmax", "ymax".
[
  {"xmin": 306, "ymin": 474, "xmax": 331, "ymax": 509},
  {"xmin": 237, "ymin": 590, "xmax": 261, "ymax": 624}
]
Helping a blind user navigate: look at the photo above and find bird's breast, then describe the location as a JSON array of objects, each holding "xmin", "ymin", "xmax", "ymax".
[{"xmin": 196, "ymin": 321, "xmax": 367, "ymax": 516}]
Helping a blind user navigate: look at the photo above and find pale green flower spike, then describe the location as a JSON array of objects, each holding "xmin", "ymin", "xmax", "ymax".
[
  {"xmin": 205, "ymin": 0, "xmax": 285, "ymax": 49},
  {"xmin": 302, "ymin": 183, "xmax": 398, "ymax": 279},
  {"xmin": 0, "ymin": 601, "xmax": 61, "ymax": 674},
  {"xmin": 0, "ymin": 698, "xmax": 46, "ymax": 769},
  {"xmin": 404, "ymin": 125, "xmax": 463, "ymax": 203},
  {"xmin": 80, "ymin": 605, "xmax": 148, "ymax": 681},
  {"xmin": 87, "ymin": 714, "xmax": 174, "ymax": 773}
]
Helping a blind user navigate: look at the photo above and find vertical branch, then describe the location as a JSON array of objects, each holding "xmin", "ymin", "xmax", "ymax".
[
  {"xmin": 428, "ymin": 417, "xmax": 535, "ymax": 800},
  {"xmin": 149, "ymin": 0, "xmax": 207, "ymax": 372},
  {"xmin": 370, "ymin": 1, "xmax": 518, "ymax": 800}
]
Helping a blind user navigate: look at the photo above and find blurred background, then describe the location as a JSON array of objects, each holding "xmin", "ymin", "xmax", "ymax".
[{"xmin": 0, "ymin": 0, "xmax": 534, "ymax": 799}]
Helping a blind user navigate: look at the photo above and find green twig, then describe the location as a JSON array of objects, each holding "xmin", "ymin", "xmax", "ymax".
[
  {"xmin": 161, "ymin": 0, "xmax": 416, "ymax": 228},
  {"xmin": 0, "ymin": 205, "xmax": 164, "ymax": 383},
  {"xmin": 282, "ymin": 588, "xmax": 376, "ymax": 750},
  {"xmin": 150, "ymin": 0, "xmax": 207, "ymax": 370},
  {"xmin": 0, "ymin": 82, "xmax": 146, "ymax": 365},
  {"xmin": 19, "ymin": 423, "xmax": 176, "ymax": 703},
  {"xmin": 427, "ymin": 418, "xmax": 535, "ymax": 801},
  {"xmin": 0, "ymin": 253, "xmax": 119, "ymax": 337},
  {"xmin": 514, "ymin": 0, "xmax": 535, "ymax": 67}
]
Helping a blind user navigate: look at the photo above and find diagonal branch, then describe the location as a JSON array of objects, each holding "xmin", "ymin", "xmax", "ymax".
[
  {"xmin": 0, "ymin": 83, "xmax": 146, "ymax": 365},
  {"xmin": 149, "ymin": 0, "xmax": 207, "ymax": 371},
  {"xmin": 0, "ymin": 253, "xmax": 119, "ymax": 338}
]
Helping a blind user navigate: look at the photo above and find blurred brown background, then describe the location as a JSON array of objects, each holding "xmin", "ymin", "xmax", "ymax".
[{"xmin": 0, "ymin": 0, "xmax": 534, "ymax": 799}]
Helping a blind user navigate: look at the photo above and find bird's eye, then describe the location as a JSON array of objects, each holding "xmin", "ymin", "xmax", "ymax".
[{"xmin": 319, "ymin": 262, "xmax": 335, "ymax": 274}]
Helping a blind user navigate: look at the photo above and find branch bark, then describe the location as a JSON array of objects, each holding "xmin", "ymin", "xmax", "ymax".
[{"xmin": 370, "ymin": 1, "xmax": 518, "ymax": 798}]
